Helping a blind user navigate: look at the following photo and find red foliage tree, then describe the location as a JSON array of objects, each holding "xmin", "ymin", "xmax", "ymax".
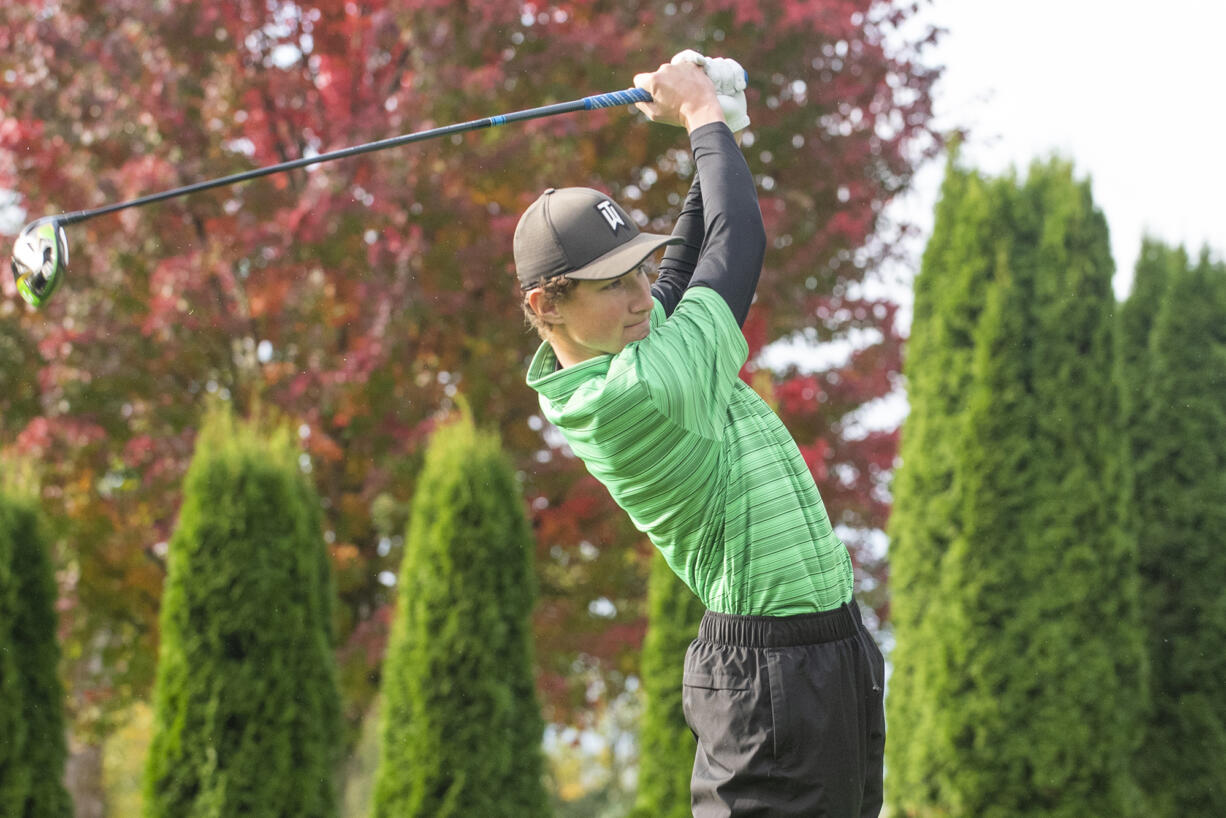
[{"xmin": 0, "ymin": 0, "xmax": 940, "ymax": 737}]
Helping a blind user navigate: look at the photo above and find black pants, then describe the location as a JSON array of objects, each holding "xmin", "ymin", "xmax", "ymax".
[{"xmin": 683, "ymin": 601, "xmax": 885, "ymax": 817}]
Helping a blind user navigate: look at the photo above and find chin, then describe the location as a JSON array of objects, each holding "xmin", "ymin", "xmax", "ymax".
[{"xmin": 625, "ymin": 322, "xmax": 651, "ymax": 343}]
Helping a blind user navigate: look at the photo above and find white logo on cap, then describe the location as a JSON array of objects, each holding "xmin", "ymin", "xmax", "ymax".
[{"xmin": 596, "ymin": 200, "xmax": 626, "ymax": 233}]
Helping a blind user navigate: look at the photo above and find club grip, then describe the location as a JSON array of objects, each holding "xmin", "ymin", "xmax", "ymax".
[{"xmin": 583, "ymin": 88, "xmax": 652, "ymax": 109}]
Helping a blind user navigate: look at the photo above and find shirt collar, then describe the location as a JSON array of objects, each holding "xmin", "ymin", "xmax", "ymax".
[{"xmin": 525, "ymin": 341, "xmax": 610, "ymax": 404}]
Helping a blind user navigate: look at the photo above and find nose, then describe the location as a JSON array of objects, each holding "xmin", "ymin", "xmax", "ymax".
[{"xmin": 630, "ymin": 271, "xmax": 653, "ymax": 313}]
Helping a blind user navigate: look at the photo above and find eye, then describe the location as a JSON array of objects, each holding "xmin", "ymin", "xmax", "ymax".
[{"xmin": 603, "ymin": 278, "xmax": 624, "ymax": 290}]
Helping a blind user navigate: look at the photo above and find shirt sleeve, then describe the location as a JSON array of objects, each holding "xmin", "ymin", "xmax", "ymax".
[
  {"xmin": 632, "ymin": 286, "xmax": 749, "ymax": 440},
  {"xmin": 651, "ymin": 174, "xmax": 703, "ymax": 316},
  {"xmin": 686, "ymin": 122, "xmax": 766, "ymax": 327}
]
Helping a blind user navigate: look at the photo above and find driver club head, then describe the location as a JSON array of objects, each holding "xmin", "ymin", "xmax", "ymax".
[{"xmin": 11, "ymin": 216, "xmax": 69, "ymax": 308}]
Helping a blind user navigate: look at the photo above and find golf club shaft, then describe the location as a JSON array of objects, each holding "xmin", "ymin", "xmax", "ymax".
[{"xmin": 56, "ymin": 88, "xmax": 652, "ymax": 227}]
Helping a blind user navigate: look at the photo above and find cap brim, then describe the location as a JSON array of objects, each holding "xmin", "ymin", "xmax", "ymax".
[{"xmin": 564, "ymin": 232, "xmax": 685, "ymax": 282}]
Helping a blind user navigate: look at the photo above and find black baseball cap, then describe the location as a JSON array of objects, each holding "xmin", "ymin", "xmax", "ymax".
[{"xmin": 513, "ymin": 187, "xmax": 683, "ymax": 290}]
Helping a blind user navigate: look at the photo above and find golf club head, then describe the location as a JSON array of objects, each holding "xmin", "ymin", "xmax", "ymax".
[{"xmin": 11, "ymin": 216, "xmax": 68, "ymax": 308}]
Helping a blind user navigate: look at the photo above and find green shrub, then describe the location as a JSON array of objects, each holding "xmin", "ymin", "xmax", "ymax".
[
  {"xmin": 0, "ymin": 491, "xmax": 29, "ymax": 815},
  {"xmin": 630, "ymin": 551, "xmax": 703, "ymax": 818},
  {"xmin": 0, "ymin": 485, "xmax": 72, "ymax": 818},
  {"xmin": 886, "ymin": 155, "xmax": 1000, "ymax": 807},
  {"xmin": 889, "ymin": 159, "xmax": 1145, "ymax": 815},
  {"xmin": 1124, "ymin": 244, "xmax": 1226, "ymax": 815},
  {"xmin": 372, "ymin": 413, "xmax": 548, "ymax": 817},
  {"xmin": 143, "ymin": 409, "xmax": 341, "ymax": 818}
]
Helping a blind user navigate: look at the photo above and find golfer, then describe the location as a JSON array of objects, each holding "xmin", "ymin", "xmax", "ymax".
[{"xmin": 515, "ymin": 60, "xmax": 885, "ymax": 817}]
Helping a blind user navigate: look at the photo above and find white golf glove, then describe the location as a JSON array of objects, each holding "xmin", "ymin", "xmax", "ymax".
[{"xmin": 670, "ymin": 49, "xmax": 750, "ymax": 132}]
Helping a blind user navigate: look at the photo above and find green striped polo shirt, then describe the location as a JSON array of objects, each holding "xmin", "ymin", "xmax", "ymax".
[{"xmin": 527, "ymin": 285, "xmax": 853, "ymax": 616}]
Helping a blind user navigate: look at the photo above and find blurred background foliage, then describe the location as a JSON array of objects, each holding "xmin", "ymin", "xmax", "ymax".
[{"xmin": 0, "ymin": 0, "xmax": 943, "ymax": 812}]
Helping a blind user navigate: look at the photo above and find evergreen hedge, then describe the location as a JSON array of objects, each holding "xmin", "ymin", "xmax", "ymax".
[
  {"xmin": 886, "ymin": 155, "xmax": 1001, "ymax": 806},
  {"xmin": 1117, "ymin": 239, "xmax": 1185, "ymax": 424},
  {"xmin": 889, "ymin": 158, "xmax": 1145, "ymax": 815},
  {"xmin": 143, "ymin": 410, "xmax": 341, "ymax": 818},
  {"xmin": 372, "ymin": 413, "xmax": 548, "ymax": 817},
  {"xmin": 1125, "ymin": 245, "xmax": 1226, "ymax": 815},
  {"xmin": 0, "ymin": 491, "xmax": 29, "ymax": 815},
  {"xmin": 4, "ymin": 494, "xmax": 72, "ymax": 818},
  {"xmin": 630, "ymin": 551, "xmax": 704, "ymax": 818}
]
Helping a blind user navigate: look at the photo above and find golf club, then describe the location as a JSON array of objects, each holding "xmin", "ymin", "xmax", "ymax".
[{"xmin": 9, "ymin": 87, "xmax": 652, "ymax": 309}]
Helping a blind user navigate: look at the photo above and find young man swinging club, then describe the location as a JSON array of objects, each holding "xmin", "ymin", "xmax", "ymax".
[{"xmin": 515, "ymin": 57, "xmax": 885, "ymax": 817}]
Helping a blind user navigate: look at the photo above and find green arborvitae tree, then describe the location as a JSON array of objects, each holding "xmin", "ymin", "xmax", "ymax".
[
  {"xmin": 1126, "ymin": 246, "xmax": 1226, "ymax": 815},
  {"xmin": 1114, "ymin": 240, "xmax": 1186, "ymax": 811},
  {"xmin": 886, "ymin": 154, "xmax": 1001, "ymax": 809},
  {"xmin": 1117, "ymin": 239, "xmax": 1188, "ymax": 424},
  {"xmin": 631, "ymin": 551, "xmax": 705, "ymax": 818},
  {"xmin": 372, "ymin": 412, "xmax": 548, "ymax": 818},
  {"xmin": 890, "ymin": 159, "xmax": 1145, "ymax": 816},
  {"xmin": 143, "ymin": 409, "xmax": 341, "ymax": 818},
  {"xmin": 0, "ymin": 491, "xmax": 29, "ymax": 816},
  {"xmin": 944, "ymin": 160, "xmax": 1141, "ymax": 815},
  {"xmin": 4, "ymin": 494, "xmax": 73, "ymax": 818}
]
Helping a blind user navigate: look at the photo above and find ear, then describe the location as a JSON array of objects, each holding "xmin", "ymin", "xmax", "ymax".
[{"xmin": 527, "ymin": 288, "xmax": 565, "ymax": 327}]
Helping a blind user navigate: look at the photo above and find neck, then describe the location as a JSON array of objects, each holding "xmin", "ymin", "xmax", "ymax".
[{"xmin": 547, "ymin": 336, "xmax": 600, "ymax": 369}]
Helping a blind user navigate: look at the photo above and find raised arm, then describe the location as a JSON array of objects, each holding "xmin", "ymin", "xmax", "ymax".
[
  {"xmin": 686, "ymin": 123, "xmax": 764, "ymax": 326},
  {"xmin": 651, "ymin": 174, "xmax": 703, "ymax": 316},
  {"xmin": 635, "ymin": 63, "xmax": 765, "ymax": 326}
]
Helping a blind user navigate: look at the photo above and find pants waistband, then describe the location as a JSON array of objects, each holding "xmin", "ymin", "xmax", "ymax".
[{"xmin": 697, "ymin": 600, "xmax": 862, "ymax": 648}]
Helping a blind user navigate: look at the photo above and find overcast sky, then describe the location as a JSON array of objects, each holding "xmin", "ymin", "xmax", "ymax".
[
  {"xmin": 767, "ymin": 0, "xmax": 1224, "ymax": 418},
  {"xmin": 900, "ymin": 0, "xmax": 1225, "ymax": 299}
]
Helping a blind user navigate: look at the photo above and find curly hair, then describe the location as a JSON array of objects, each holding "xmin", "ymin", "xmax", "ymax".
[{"xmin": 521, "ymin": 275, "xmax": 579, "ymax": 339}]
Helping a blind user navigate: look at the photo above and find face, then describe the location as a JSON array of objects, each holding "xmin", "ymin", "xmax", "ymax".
[{"xmin": 534, "ymin": 265, "xmax": 654, "ymax": 365}]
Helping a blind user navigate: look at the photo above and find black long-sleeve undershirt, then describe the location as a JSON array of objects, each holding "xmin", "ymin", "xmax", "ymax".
[
  {"xmin": 651, "ymin": 173, "xmax": 704, "ymax": 315},
  {"xmin": 650, "ymin": 122, "xmax": 766, "ymax": 326}
]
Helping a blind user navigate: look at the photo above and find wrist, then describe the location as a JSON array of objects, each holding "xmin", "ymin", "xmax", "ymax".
[{"xmin": 681, "ymin": 100, "xmax": 725, "ymax": 133}]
